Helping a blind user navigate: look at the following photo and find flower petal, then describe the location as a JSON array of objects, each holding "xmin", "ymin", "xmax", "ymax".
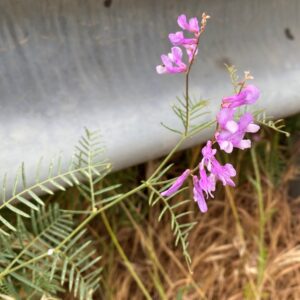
[
  {"xmin": 161, "ymin": 169, "xmax": 190, "ymax": 197},
  {"xmin": 177, "ymin": 14, "xmax": 189, "ymax": 30}
]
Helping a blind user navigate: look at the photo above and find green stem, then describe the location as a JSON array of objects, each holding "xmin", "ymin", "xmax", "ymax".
[
  {"xmin": 100, "ymin": 210, "xmax": 152, "ymax": 300},
  {"xmin": 251, "ymin": 147, "xmax": 266, "ymax": 290},
  {"xmin": 185, "ymin": 71, "xmax": 190, "ymax": 136},
  {"xmin": 147, "ymin": 137, "xmax": 185, "ymax": 182}
]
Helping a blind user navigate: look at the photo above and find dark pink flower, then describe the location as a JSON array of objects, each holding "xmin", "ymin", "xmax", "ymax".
[
  {"xmin": 192, "ymin": 175, "xmax": 207, "ymax": 213},
  {"xmin": 156, "ymin": 47, "xmax": 187, "ymax": 74},
  {"xmin": 161, "ymin": 169, "xmax": 191, "ymax": 197},
  {"xmin": 222, "ymin": 85, "xmax": 260, "ymax": 108}
]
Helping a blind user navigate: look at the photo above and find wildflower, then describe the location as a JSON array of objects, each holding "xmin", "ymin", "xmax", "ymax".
[
  {"xmin": 217, "ymin": 108, "xmax": 238, "ymax": 133},
  {"xmin": 211, "ymin": 161, "xmax": 236, "ymax": 187},
  {"xmin": 177, "ymin": 14, "xmax": 200, "ymax": 34},
  {"xmin": 216, "ymin": 112, "xmax": 260, "ymax": 153},
  {"xmin": 161, "ymin": 169, "xmax": 191, "ymax": 197},
  {"xmin": 184, "ymin": 44, "xmax": 198, "ymax": 62},
  {"xmin": 156, "ymin": 47, "xmax": 187, "ymax": 74},
  {"xmin": 222, "ymin": 84, "xmax": 260, "ymax": 108},
  {"xmin": 192, "ymin": 175, "xmax": 207, "ymax": 213},
  {"xmin": 157, "ymin": 13, "xmax": 210, "ymax": 74},
  {"xmin": 200, "ymin": 140, "xmax": 217, "ymax": 171},
  {"xmin": 168, "ymin": 31, "xmax": 197, "ymax": 46},
  {"xmin": 200, "ymin": 141, "xmax": 236, "ymax": 186},
  {"xmin": 199, "ymin": 167, "xmax": 216, "ymax": 198}
]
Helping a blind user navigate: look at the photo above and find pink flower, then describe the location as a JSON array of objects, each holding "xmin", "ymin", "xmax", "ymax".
[
  {"xmin": 199, "ymin": 167, "xmax": 216, "ymax": 198},
  {"xmin": 192, "ymin": 176, "xmax": 207, "ymax": 213},
  {"xmin": 200, "ymin": 140, "xmax": 217, "ymax": 171},
  {"xmin": 211, "ymin": 161, "xmax": 236, "ymax": 187},
  {"xmin": 156, "ymin": 47, "xmax": 187, "ymax": 74},
  {"xmin": 222, "ymin": 85, "xmax": 260, "ymax": 108},
  {"xmin": 200, "ymin": 141, "xmax": 236, "ymax": 187},
  {"xmin": 168, "ymin": 31, "xmax": 197, "ymax": 46},
  {"xmin": 177, "ymin": 14, "xmax": 200, "ymax": 34},
  {"xmin": 184, "ymin": 44, "xmax": 198, "ymax": 62},
  {"xmin": 161, "ymin": 169, "xmax": 191, "ymax": 197},
  {"xmin": 216, "ymin": 112, "xmax": 260, "ymax": 153},
  {"xmin": 217, "ymin": 108, "xmax": 238, "ymax": 133}
]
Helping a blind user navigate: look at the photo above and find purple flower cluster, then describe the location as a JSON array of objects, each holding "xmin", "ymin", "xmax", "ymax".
[
  {"xmin": 215, "ymin": 85, "xmax": 260, "ymax": 153},
  {"xmin": 156, "ymin": 13, "xmax": 210, "ymax": 74},
  {"xmin": 160, "ymin": 85, "xmax": 260, "ymax": 213}
]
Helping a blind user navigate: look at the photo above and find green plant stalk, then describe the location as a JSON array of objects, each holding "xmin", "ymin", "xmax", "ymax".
[
  {"xmin": 185, "ymin": 71, "xmax": 190, "ymax": 136},
  {"xmin": 100, "ymin": 210, "xmax": 152, "ymax": 300},
  {"xmin": 147, "ymin": 136, "xmax": 185, "ymax": 182},
  {"xmin": 251, "ymin": 147, "xmax": 266, "ymax": 291}
]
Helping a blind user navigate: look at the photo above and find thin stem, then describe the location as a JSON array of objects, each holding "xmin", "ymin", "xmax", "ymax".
[
  {"xmin": 100, "ymin": 210, "xmax": 152, "ymax": 300},
  {"xmin": 88, "ymin": 141, "xmax": 96, "ymax": 211},
  {"xmin": 147, "ymin": 137, "xmax": 185, "ymax": 182},
  {"xmin": 251, "ymin": 147, "xmax": 266, "ymax": 293},
  {"xmin": 184, "ymin": 71, "xmax": 190, "ymax": 136},
  {"xmin": 251, "ymin": 148, "xmax": 266, "ymax": 294}
]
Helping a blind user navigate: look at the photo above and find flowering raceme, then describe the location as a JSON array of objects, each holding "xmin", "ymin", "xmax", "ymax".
[
  {"xmin": 157, "ymin": 13, "xmax": 260, "ymax": 213},
  {"xmin": 156, "ymin": 13, "xmax": 210, "ymax": 74}
]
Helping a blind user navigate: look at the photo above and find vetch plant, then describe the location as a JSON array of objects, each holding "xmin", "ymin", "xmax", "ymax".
[
  {"xmin": 157, "ymin": 14, "xmax": 260, "ymax": 213},
  {"xmin": 0, "ymin": 12, "xmax": 289, "ymax": 299}
]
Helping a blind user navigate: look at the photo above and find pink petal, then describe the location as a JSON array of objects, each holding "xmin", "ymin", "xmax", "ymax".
[
  {"xmin": 225, "ymin": 120, "xmax": 239, "ymax": 133},
  {"xmin": 168, "ymin": 31, "xmax": 184, "ymax": 45},
  {"xmin": 237, "ymin": 139, "xmax": 251, "ymax": 149},
  {"xmin": 177, "ymin": 14, "xmax": 189, "ymax": 30},
  {"xmin": 161, "ymin": 169, "xmax": 190, "ymax": 197},
  {"xmin": 246, "ymin": 123, "xmax": 260, "ymax": 133},
  {"xmin": 171, "ymin": 47, "xmax": 183, "ymax": 63},
  {"xmin": 189, "ymin": 17, "xmax": 199, "ymax": 32},
  {"xmin": 219, "ymin": 140, "xmax": 233, "ymax": 153}
]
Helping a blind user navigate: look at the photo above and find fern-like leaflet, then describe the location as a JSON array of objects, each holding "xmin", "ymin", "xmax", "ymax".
[
  {"xmin": 255, "ymin": 111, "xmax": 290, "ymax": 137},
  {"xmin": 0, "ymin": 129, "xmax": 111, "ymax": 235},
  {"xmin": 161, "ymin": 96, "xmax": 215, "ymax": 137},
  {"xmin": 0, "ymin": 204, "xmax": 102, "ymax": 299}
]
